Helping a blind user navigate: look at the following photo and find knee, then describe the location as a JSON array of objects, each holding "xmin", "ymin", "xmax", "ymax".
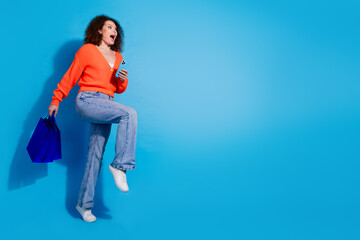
[{"xmin": 127, "ymin": 107, "xmax": 137, "ymax": 120}]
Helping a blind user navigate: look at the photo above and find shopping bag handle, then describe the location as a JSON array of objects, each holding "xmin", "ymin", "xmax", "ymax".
[
  {"xmin": 42, "ymin": 112, "xmax": 55, "ymax": 119},
  {"xmin": 41, "ymin": 113, "xmax": 57, "ymax": 129}
]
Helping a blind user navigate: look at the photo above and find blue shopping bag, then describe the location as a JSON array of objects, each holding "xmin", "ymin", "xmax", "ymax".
[{"xmin": 26, "ymin": 114, "xmax": 62, "ymax": 163}]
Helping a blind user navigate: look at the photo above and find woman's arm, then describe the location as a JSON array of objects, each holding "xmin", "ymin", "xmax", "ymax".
[
  {"xmin": 48, "ymin": 51, "xmax": 85, "ymax": 116},
  {"xmin": 51, "ymin": 55, "xmax": 84, "ymax": 106}
]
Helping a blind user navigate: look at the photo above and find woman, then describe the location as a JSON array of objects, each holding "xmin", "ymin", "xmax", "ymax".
[{"xmin": 48, "ymin": 15, "xmax": 137, "ymax": 223}]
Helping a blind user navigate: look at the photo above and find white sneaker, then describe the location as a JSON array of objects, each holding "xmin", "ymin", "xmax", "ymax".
[
  {"xmin": 109, "ymin": 165, "xmax": 129, "ymax": 192},
  {"xmin": 76, "ymin": 205, "xmax": 96, "ymax": 222}
]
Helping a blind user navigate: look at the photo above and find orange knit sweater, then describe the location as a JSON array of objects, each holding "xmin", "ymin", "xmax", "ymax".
[{"xmin": 51, "ymin": 43, "xmax": 128, "ymax": 106}]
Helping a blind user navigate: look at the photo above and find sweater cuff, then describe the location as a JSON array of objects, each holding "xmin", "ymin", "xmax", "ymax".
[{"xmin": 51, "ymin": 100, "xmax": 60, "ymax": 106}]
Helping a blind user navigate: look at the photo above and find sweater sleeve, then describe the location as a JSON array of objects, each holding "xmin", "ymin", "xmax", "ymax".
[
  {"xmin": 116, "ymin": 77, "xmax": 129, "ymax": 94},
  {"xmin": 51, "ymin": 54, "xmax": 84, "ymax": 106}
]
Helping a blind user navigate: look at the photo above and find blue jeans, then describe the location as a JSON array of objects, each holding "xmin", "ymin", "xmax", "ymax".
[{"xmin": 75, "ymin": 91, "xmax": 137, "ymax": 209}]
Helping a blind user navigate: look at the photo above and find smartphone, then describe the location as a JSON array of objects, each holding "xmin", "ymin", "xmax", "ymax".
[{"xmin": 116, "ymin": 59, "xmax": 126, "ymax": 80}]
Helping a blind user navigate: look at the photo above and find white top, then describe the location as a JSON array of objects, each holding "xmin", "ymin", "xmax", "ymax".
[{"xmin": 109, "ymin": 63, "xmax": 114, "ymax": 68}]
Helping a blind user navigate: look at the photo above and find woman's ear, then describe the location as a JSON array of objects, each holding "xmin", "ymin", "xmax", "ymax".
[{"xmin": 98, "ymin": 30, "xmax": 102, "ymax": 35}]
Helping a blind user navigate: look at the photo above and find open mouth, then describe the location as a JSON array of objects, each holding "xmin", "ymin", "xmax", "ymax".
[{"xmin": 110, "ymin": 35, "xmax": 116, "ymax": 40}]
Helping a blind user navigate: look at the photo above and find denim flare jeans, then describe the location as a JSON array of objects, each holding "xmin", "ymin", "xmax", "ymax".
[{"xmin": 75, "ymin": 91, "xmax": 137, "ymax": 209}]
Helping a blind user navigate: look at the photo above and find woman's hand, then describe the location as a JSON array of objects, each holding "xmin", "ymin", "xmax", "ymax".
[
  {"xmin": 118, "ymin": 69, "xmax": 128, "ymax": 81},
  {"xmin": 48, "ymin": 104, "xmax": 59, "ymax": 117}
]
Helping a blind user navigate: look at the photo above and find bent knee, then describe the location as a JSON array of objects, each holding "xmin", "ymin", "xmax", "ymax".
[{"xmin": 127, "ymin": 107, "xmax": 137, "ymax": 119}]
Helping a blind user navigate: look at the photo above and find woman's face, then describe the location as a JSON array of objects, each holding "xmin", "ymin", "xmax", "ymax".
[{"xmin": 99, "ymin": 20, "xmax": 117, "ymax": 46}]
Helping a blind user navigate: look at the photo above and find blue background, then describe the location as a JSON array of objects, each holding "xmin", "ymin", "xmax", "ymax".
[{"xmin": 1, "ymin": 0, "xmax": 359, "ymax": 239}]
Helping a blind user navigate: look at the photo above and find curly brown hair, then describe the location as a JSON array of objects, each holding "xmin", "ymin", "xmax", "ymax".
[{"xmin": 84, "ymin": 15, "xmax": 124, "ymax": 52}]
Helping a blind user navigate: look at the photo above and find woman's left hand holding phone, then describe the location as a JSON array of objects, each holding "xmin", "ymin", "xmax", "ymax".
[{"xmin": 118, "ymin": 69, "xmax": 128, "ymax": 81}]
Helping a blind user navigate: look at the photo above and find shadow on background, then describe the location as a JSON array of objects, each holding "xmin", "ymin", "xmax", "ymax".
[{"xmin": 8, "ymin": 40, "xmax": 111, "ymax": 219}]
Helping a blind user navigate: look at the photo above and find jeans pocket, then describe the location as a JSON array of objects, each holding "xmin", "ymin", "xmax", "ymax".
[{"xmin": 79, "ymin": 91, "xmax": 100, "ymax": 100}]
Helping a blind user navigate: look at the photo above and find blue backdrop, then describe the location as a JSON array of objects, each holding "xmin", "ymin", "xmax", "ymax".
[{"xmin": 0, "ymin": 0, "xmax": 359, "ymax": 239}]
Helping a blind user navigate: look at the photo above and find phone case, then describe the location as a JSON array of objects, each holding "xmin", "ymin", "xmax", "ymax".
[{"xmin": 116, "ymin": 60, "xmax": 126, "ymax": 79}]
